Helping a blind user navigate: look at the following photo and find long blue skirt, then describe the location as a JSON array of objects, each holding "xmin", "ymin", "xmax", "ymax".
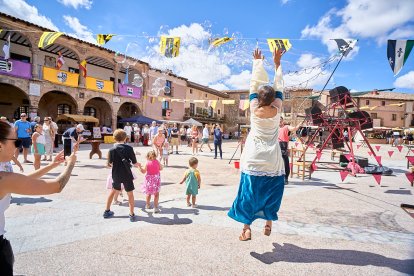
[{"xmin": 228, "ymin": 172, "xmax": 285, "ymax": 225}]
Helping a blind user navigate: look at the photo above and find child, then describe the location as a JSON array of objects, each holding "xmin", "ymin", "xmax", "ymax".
[
  {"xmin": 104, "ymin": 129, "xmax": 140, "ymax": 222},
  {"xmin": 138, "ymin": 150, "xmax": 163, "ymax": 213},
  {"xmin": 180, "ymin": 157, "xmax": 201, "ymax": 208},
  {"xmin": 105, "ymin": 173, "xmax": 124, "ymax": 205},
  {"xmin": 162, "ymin": 140, "xmax": 169, "ymax": 167}
]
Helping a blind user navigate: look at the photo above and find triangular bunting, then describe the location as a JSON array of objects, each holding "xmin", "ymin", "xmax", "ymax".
[
  {"xmin": 344, "ymin": 154, "xmax": 352, "ymax": 161},
  {"xmin": 405, "ymin": 172, "xmax": 414, "ymax": 183},
  {"xmin": 388, "ymin": 151, "xmax": 394, "ymax": 157},
  {"xmin": 356, "ymin": 144, "xmax": 361, "ymax": 149},
  {"xmin": 397, "ymin": 145, "xmax": 403, "ymax": 152},
  {"xmin": 374, "ymin": 156, "xmax": 382, "ymax": 165},
  {"xmin": 368, "ymin": 151, "xmax": 373, "ymax": 156},
  {"xmin": 373, "ymin": 174, "xmax": 382, "ymax": 185},
  {"xmin": 340, "ymin": 170, "xmax": 349, "ymax": 182},
  {"xmin": 375, "ymin": 145, "xmax": 381, "ymax": 152},
  {"xmin": 407, "ymin": 156, "xmax": 414, "ymax": 165}
]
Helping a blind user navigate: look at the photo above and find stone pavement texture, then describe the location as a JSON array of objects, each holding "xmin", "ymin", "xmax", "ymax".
[{"xmin": 5, "ymin": 141, "xmax": 414, "ymax": 275}]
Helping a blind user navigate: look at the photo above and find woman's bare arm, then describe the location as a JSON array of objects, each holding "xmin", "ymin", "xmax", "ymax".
[{"xmin": 27, "ymin": 151, "xmax": 65, "ymax": 178}]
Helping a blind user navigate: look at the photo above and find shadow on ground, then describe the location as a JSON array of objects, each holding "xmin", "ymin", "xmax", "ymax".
[
  {"xmin": 11, "ymin": 196, "xmax": 52, "ymax": 205},
  {"xmin": 250, "ymin": 243, "xmax": 414, "ymax": 274}
]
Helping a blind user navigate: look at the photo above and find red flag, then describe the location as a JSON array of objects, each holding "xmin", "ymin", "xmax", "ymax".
[
  {"xmin": 368, "ymin": 151, "xmax": 373, "ymax": 156},
  {"xmin": 79, "ymin": 59, "xmax": 87, "ymax": 77},
  {"xmin": 316, "ymin": 151, "xmax": 322, "ymax": 161},
  {"xmin": 340, "ymin": 170, "xmax": 349, "ymax": 182},
  {"xmin": 405, "ymin": 172, "xmax": 414, "ymax": 183},
  {"xmin": 388, "ymin": 151, "xmax": 394, "ymax": 157},
  {"xmin": 373, "ymin": 174, "xmax": 382, "ymax": 185},
  {"xmin": 397, "ymin": 146, "xmax": 403, "ymax": 152},
  {"xmin": 356, "ymin": 144, "xmax": 361, "ymax": 149},
  {"xmin": 375, "ymin": 145, "xmax": 381, "ymax": 152},
  {"xmin": 407, "ymin": 156, "xmax": 414, "ymax": 165},
  {"xmin": 374, "ymin": 156, "xmax": 382, "ymax": 165},
  {"xmin": 56, "ymin": 51, "xmax": 65, "ymax": 69}
]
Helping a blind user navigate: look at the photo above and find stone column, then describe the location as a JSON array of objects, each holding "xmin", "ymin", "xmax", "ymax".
[
  {"xmin": 31, "ymin": 48, "xmax": 40, "ymax": 79},
  {"xmin": 112, "ymin": 111, "xmax": 118, "ymax": 131},
  {"xmin": 113, "ymin": 63, "xmax": 119, "ymax": 95}
]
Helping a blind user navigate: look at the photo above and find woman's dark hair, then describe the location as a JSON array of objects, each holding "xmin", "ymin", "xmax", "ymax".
[
  {"xmin": 257, "ymin": 85, "xmax": 275, "ymax": 108},
  {"xmin": 0, "ymin": 120, "xmax": 12, "ymax": 143}
]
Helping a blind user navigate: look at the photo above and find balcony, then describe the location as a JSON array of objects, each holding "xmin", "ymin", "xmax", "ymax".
[
  {"xmin": 43, "ymin": 66, "xmax": 79, "ymax": 87},
  {"xmin": 118, "ymin": 83, "xmax": 142, "ymax": 99},
  {"xmin": 86, "ymin": 76, "xmax": 114, "ymax": 94},
  {"xmin": 0, "ymin": 58, "xmax": 31, "ymax": 79}
]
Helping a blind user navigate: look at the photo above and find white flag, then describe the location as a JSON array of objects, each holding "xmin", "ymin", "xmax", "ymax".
[{"xmin": 3, "ymin": 34, "xmax": 10, "ymax": 60}]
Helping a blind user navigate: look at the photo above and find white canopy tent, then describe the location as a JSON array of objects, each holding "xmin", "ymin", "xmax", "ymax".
[{"xmin": 182, "ymin": 118, "xmax": 203, "ymax": 127}]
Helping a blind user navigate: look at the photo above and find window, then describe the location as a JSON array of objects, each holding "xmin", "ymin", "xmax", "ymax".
[
  {"xmin": 208, "ymin": 107, "xmax": 213, "ymax": 117},
  {"xmin": 10, "ymin": 53, "xmax": 30, "ymax": 63},
  {"xmin": 57, "ymin": 104, "xmax": 71, "ymax": 115},
  {"xmin": 240, "ymin": 94, "xmax": 247, "ymax": 100},
  {"xmin": 205, "ymin": 93, "xmax": 208, "ymax": 98},
  {"xmin": 110, "ymin": 77, "xmax": 122, "ymax": 83},
  {"xmin": 190, "ymin": 89, "xmax": 193, "ymax": 94},
  {"xmin": 392, "ymin": 114, "xmax": 397, "ymax": 121},
  {"xmin": 371, "ymin": 113, "xmax": 377, "ymax": 119},
  {"xmin": 69, "ymin": 67, "xmax": 79, "ymax": 74},
  {"xmin": 44, "ymin": 55, "xmax": 56, "ymax": 67},
  {"xmin": 196, "ymin": 107, "xmax": 203, "ymax": 115},
  {"xmin": 162, "ymin": 101, "xmax": 170, "ymax": 116},
  {"xmin": 84, "ymin": 107, "xmax": 97, "ymax": 117},
  {"xmin": 284, "ymin": 91, "xmax": 291, "ymax": 100},
  {"xmin": 190, "ymin": 103, "xmax": 195, "ymax": 116},
  {"xmin": 14, "ymin": 106, "xmax": 29, "ymax": 119},
  {"xmin": 165, "ymin": 80, "xmax": 172, "ymax": 96},
  {"xmin": 218, "ymin": 109, "xmax": 221, "ymax": 115},
  {"xmin": 382, "ymin": 101, "xmax": 386, "ymax": 106},
  {"xmin": 366, "ymin": 100, "xmax": 370, "ymax": 105}
]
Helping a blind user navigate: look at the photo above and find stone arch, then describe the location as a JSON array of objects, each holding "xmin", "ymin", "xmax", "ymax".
[
  {"xmin": 116, "ymin": 101, "xmax": 141, "ymax": 127},
  {"xmin": 0, "ymin": 83, "xmax": 31, "ymax": 120},
  {"xmin": 38, "ymin": 90, "xmax": 78, "ymax": 120},
  {"xmin": 84, "ymin": 97, "xmax": 113, "ymax": 127}
]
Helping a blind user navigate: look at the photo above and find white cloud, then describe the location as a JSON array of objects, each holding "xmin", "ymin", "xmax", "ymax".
[
  {"xmin": 280, "ymin": 0, "xmax": 291, "ymax": 5},
  {"xmin": 63, "ymin": 15, "xmax": 95, "ymax": 44},
  {"xmin": 302, "ymin": 0, "xmax": 414, "ymax": 53},
  {"xmin": 224, "ymin": 70, "xmax": 251, "ymax": 89},
  {"xmin": 394, "ymin": 71, "xmax": 414, "ymax": 89},
  {"xmin": 0, "ymin": 0, "xmax": 59, "ymax": 30},
  {"xmin": 284, "ymin": 54, "xmax": 333, "ymax": 88},
  {"xmin": 209, "ymin": 83, "xmax": 229, "ymax": 91},
  {"xmin": 58, "ymin": 0, "xmax": 92, "ymax": 9}
]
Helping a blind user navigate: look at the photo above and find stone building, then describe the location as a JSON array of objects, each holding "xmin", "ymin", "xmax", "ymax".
[
  {"xmin": 0, "ymin": 12, "xmax": 148, "ymax": 132},
  {"xmin": 223, "ymin": 88, "xmax": 313, "ymax": 132}
]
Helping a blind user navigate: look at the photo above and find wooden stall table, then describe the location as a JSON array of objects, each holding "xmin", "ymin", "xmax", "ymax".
[{"xmin": 88, "ymin": 140, "xmax": 102, "ymax": 159}]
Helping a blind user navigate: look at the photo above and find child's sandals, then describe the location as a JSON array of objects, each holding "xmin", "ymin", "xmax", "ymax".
[
  {"xmin": 239, "ymin": 228, "xmax": 251, "ymax": 241},
  {"xmin": 113, "ymin": 200, "xmax": 122, "ymax": 205}
]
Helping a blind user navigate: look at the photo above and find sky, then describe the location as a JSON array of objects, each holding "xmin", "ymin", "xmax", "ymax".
[{"xmin": 1, "ymin": 0, "xmax": 414, "ymax": 93}]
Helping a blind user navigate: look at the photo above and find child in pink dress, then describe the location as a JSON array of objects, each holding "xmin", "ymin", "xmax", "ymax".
[{"xmin": 138, "ymin": 150, "xmax": 163, "ymax": 213}]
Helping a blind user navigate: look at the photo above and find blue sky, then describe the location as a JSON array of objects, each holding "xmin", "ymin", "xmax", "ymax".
[{"xmin": 1, "ymin": 0, "xmax": 414, "ymax": 92}]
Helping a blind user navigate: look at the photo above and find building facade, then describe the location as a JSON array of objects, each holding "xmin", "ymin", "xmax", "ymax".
[{"xmin": 0, "ymin": 12, "xmax": 148, "ymax": 132}]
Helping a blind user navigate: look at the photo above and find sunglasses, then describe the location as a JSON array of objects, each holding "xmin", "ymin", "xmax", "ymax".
[{"xmin": 2, "ymin": 138, "xmax": 23, "ymax": 148}]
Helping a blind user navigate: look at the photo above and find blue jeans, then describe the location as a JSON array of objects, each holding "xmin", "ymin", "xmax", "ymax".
[{"xmin": 214, "ymin": 142, "xmax": 222, "ymax": 158}]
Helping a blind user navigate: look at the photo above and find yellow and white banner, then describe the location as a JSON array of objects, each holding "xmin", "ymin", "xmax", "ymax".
[
  {"xmin": 267, "ymin": 38, "xmax": 292, "ymax": 53},
  {"xmin": 86, "ymin": 76, "xmax": 114, "ymax": 94},
  {"xmin": 43, "ymin": 67, "xmax": 78, "ymax": 87}
]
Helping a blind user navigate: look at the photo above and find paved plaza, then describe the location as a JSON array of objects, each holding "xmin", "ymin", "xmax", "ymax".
[{"xmin": 6, "ymin": 141, "xmax": 414, "ymax": 275}]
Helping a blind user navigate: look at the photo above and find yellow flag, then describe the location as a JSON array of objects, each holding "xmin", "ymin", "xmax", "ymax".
[
  {"xmin": 388, "ymin": 103, "xmax": 405, "ymax": 107},
  {"xmin": 193, "ymin": 100, "xmax": 205, "ymax": 103},
  {"xmin": 243, "ymin": 100, "xmax": 250, "ymax": 110},
  {"xmin": 209, "ymin": 100, "xmax": 217, "ymax": 109},
  {"xmin": 38, "ymin": 32, "xmax": 64, "ymax": 48},
  {"xmin": 370, "ymin": 106, "xmax": 378, "ymax": 110},
  {"xmin": 210, "ymin": 37, "xmax": 233, "ymax": 47},
  {"xmin": 96, "ymin": 34, "xmax": 115, "ymax": 45},
  {"xmin": 159, "ymin": 36, "xmax": 180, "ymax": 58},
  {"xmin": 359, "ymin": 106, "xmax": 370, "ymax": 110},
  {"xmin": 267, "ymin": 38, "xmax": 292, "ymax": 53},
  {"xmin": 222, "ymin": 100, "xmax": 235, "ymax": 105}
]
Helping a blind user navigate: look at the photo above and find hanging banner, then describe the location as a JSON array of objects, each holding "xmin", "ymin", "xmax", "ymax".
[
  {"xmin": 43, "ymin": 67, "xmax": 78, "ymax": 87},
  {"xmin": 267, "ymin": 39, "xmax": 292, "ymax": 53},
  {"xmin": 118, "ymin": 83, "xmax": 142, "ymax": 99},
  {"xmin": 86, "ymin": 76, "xmax": 114, "ymax": 94},
  {"xmin": 96, "ymin": 34, "xmax": 115, "ymax": 45},
  {"xmin": 222, "ymin": 100, "xmax": 235, "ymax": 105},
  {"xmin": 387, "ymin": 40, "xmax": 414, "ymax": 76},
  {"xmin": 38, "ymin": 32, "xmax": 63, "ymax": 48},
  {"xmin": 159, "ymin": 36, "xmax": 180, "ymax": 58},
  {"xmin": 210, "ymin": 37, "xmax": 233, "ymax": 47}
]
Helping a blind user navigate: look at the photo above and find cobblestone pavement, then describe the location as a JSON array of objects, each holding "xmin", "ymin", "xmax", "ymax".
[{"xmin": 6, "ymin": 141, "xmax": 414, "ymax": 275}]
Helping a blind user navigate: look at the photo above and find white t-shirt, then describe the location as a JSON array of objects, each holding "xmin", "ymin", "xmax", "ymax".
[
  {"xmin": 202, "ymin": 127, "xmax": 209, "ymax": 139},
  {"xmin": 124, "ymin": 125, "xmax": 132, "ymax": 136}
]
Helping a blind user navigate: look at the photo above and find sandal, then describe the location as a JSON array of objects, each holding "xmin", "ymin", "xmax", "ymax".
[
  {"xmin": 239, "ymin": 228, "xmax": 251, "ymax": 241},
  {"xmin": 263, "ymin": 225, "xmax": 272, "ymax": 236}
]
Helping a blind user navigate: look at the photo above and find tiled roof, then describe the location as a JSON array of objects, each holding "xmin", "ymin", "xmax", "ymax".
[{"xmin": 353, "ymin": 92, "xmax": 414, "ymax": 100}]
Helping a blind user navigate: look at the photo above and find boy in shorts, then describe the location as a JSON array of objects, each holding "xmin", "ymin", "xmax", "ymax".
[{"xmin": 104, "ymin": 129, "xmax": 140, "ymax": 221}]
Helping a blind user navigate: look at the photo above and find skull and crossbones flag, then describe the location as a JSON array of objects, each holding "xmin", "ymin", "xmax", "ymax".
[
  {"xmin": 333, "ymin": 39, "xmax": 357, "ymax": 57},
  {"xmin": 387, "ymin": 40, "xmax": 414, "ymax": 76}
]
